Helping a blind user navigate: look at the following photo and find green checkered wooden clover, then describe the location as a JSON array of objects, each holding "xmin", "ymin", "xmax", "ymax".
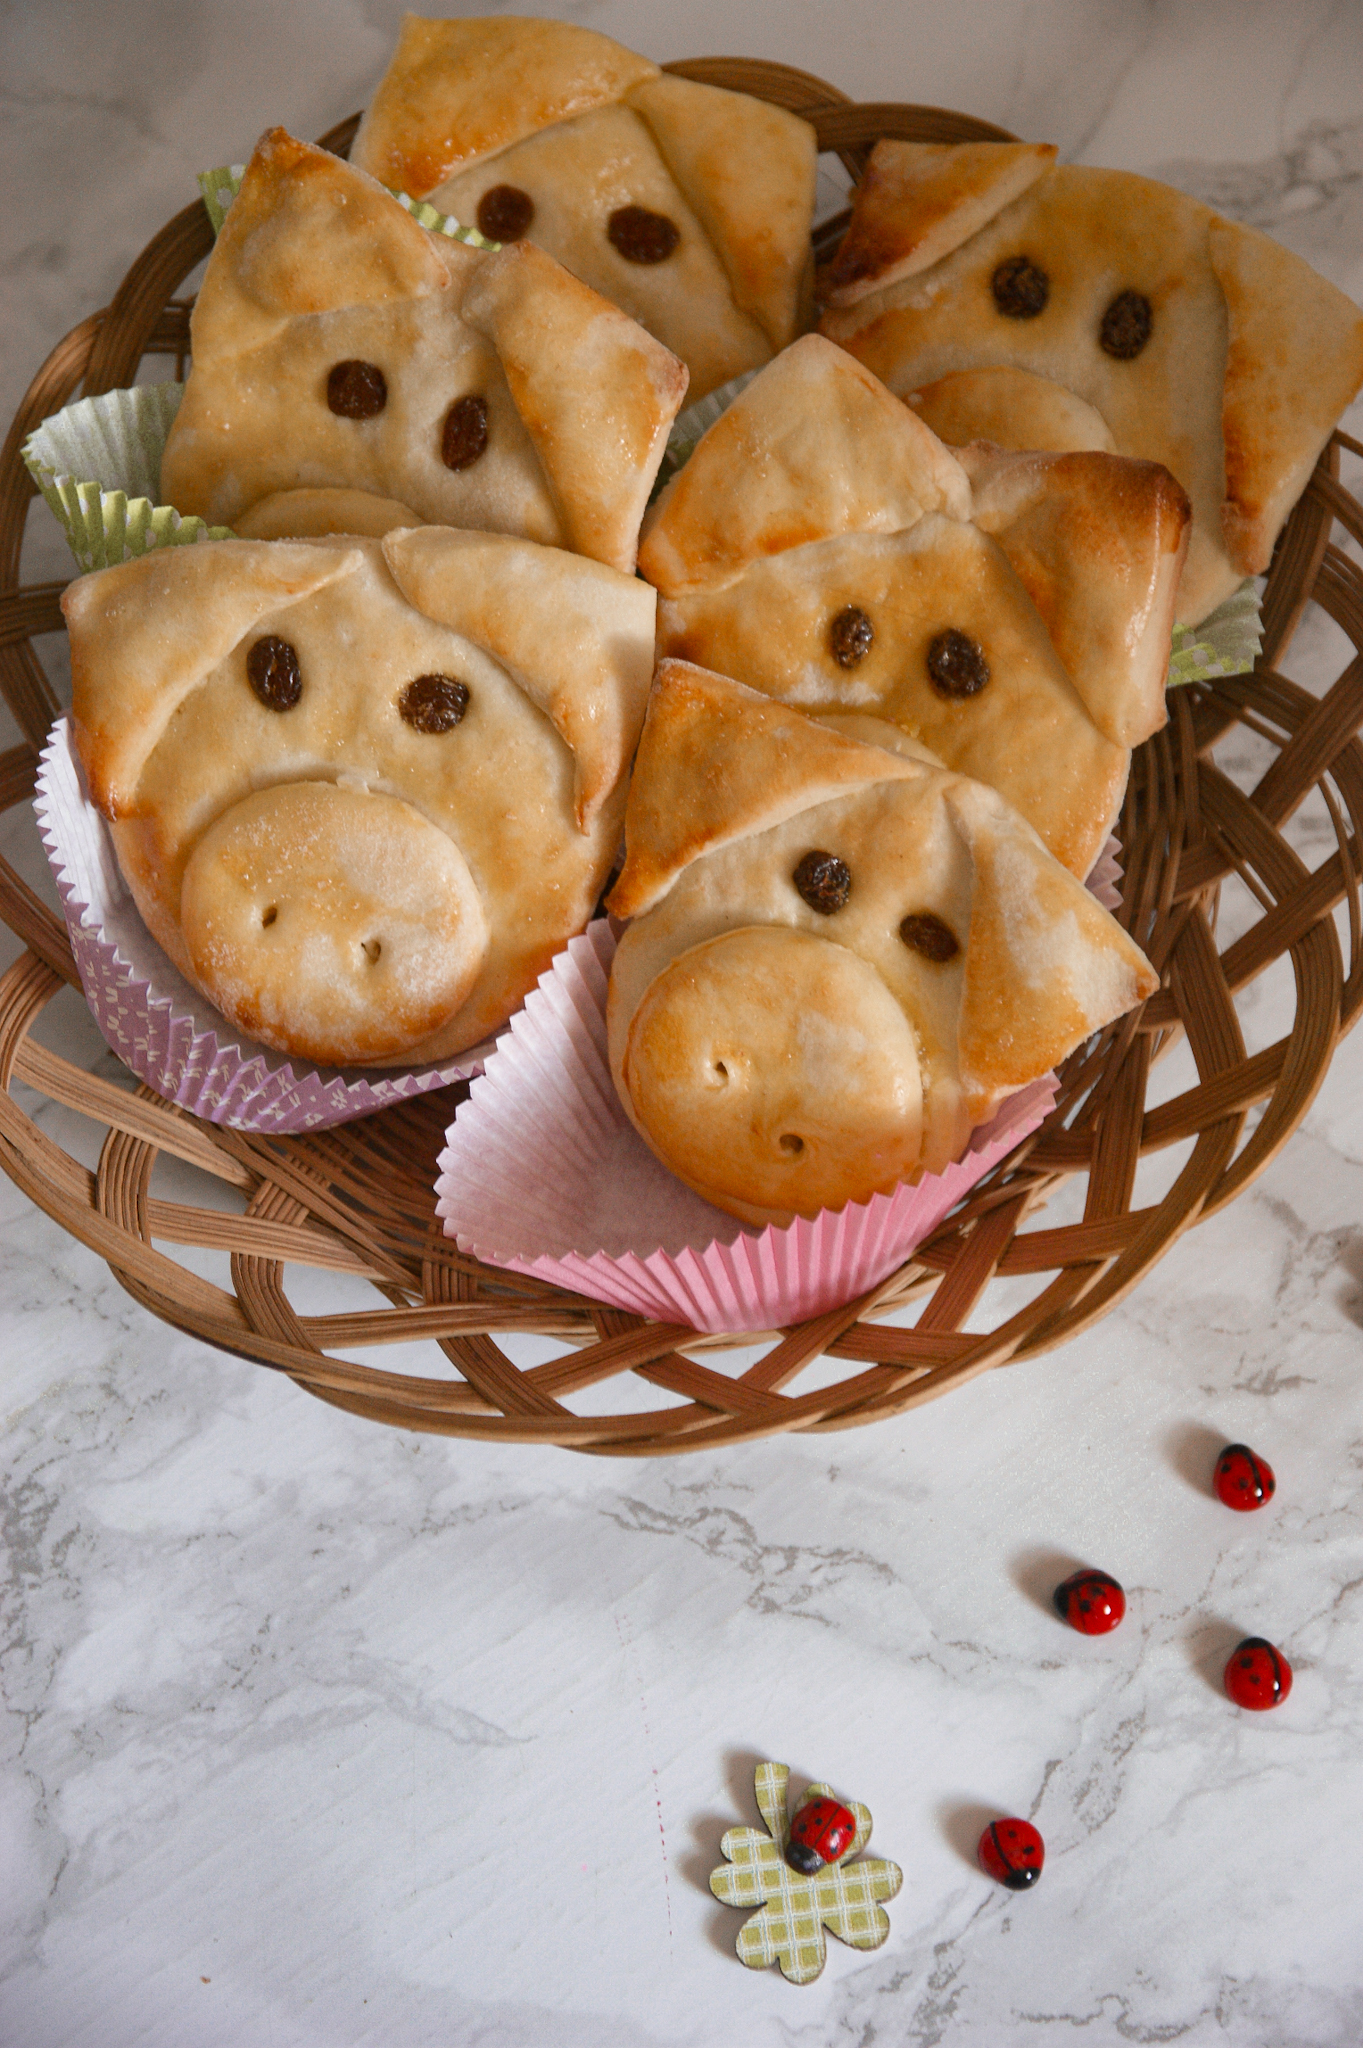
[{"xmin": 710, "ymin": 1762, "xmax": 903, "ymax": 1984}]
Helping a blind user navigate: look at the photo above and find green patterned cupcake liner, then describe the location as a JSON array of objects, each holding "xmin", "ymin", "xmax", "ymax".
[
  {"xmin": 197, "ymin": 162, "xmax": 501, "ymax": 249},
  {"xmin": 21, "ymin": 382, "xmax": 232, "ymax": 572}
]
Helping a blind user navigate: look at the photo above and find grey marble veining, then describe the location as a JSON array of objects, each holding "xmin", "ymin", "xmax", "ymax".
[{"xmin": 3, "ymin": 4, "xmax": 1363, "ymax": 2044}]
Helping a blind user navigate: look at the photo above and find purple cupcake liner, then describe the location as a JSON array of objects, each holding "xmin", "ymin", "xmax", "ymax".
[{"xmin": 34, "ymin": 717, "xmax": 498, "ymax": 1131}]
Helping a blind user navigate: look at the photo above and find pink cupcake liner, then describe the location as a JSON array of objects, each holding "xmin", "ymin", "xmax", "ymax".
[
  {"xmin": 1086, "ymin": 836, "xmax": 1124, "ymax": 912},
  {"xmin": 34, "ymin": 717, "xmax": 497, "ymax": 1131},
  {"xmin": 435, "ymin": 920, "xmax": 1058, "ymax": 1335}
]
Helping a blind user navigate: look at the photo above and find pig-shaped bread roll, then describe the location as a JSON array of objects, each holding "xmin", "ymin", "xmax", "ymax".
[
  {"xmin": 606, "ymin": 662, "xmax": 1156, "ymax": 1225},
  {"xmin": 820, "ymin": 141, "xmax": 1363, "ymax": 623},
  {"xmin": 160, "ymin": 128, "xmax": 688, "ymax": 574},
  {"xmin": 352, "ymin": 15, "xmax": 817, "ymax": 401},
  {"xmin": 63, "ymin": 529, "xmax": 656, "ymax": 1067},
  {"xmin": 640, "ymin": 335, "xmax": 1190, "ymax": 881}
]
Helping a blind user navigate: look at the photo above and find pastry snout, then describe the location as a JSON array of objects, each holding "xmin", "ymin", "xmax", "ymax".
[
  {"xmin": 179, "ymin": 781, "xmax": 489, "ymax": 1067},
  {"xmin": 619, "ymin": 925, "xmax": 925, "ymax": 1225}
]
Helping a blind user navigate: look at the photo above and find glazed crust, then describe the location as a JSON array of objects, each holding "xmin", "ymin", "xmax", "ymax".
[
  {"xmin": 63, "ymin": 531, "xmax": 656, "ymax": 1066},
  {"xmin": 641, "ymin": 335, "xmax": 1181, "ymax": 878},
  {"xmin": 607, "ymin": 663, "xmax": 1157, "ymax": 1223},
  {"xmin": 159, "ymin": 128, "xmax": 686, "ymax": 575},
  {"xmin": 353, "ymin": 18, "xmax": 816, "ymax": 402},
  {"xmin": 821, "ymin": 150, "xmax": 1363, "ymax": 625}
]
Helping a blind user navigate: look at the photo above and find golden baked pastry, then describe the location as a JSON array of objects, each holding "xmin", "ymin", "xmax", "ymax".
[
  {"xmin": 63, "ymin": 529, "xmax": 656, "ymax": 1067},
  {"xmin": 607, "ymin": 661, "xmax": 1157, "ymax": 1225},
  {"xmin": 820, "ymin": 141, "xmax": 1363, "ymax": 623},
  {"xmin": 640, "ymin": 335, "xmax": 1188, "ymax": 878},
  {"xmin": 351, "ymin": 16, "xmax": 817, "ymax": 401},
  {"xmin": 160, "ymin": 128, "xmax": 688, "ymax": 573}
]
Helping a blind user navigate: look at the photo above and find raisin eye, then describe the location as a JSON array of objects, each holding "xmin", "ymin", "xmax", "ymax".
[
  {"xmin": 477, "ymin": 185, "xmax": 534, "ymax": 242},
  {"xmin": 927, "ymin": 629, "xmax": 990, "ymax": 699},
  {"xmin": 991, "ymin": 255, "xmax": 1049, "ymax": 318},
  {"xmin": 607, "ymin": 205, "xmax": 680, "ymax": 264},
  {"xmin": 793, "ymin": 851, "xmax": 851, "ymax": 914},
  {"xmin": 326, "ymin": 360, "xmax": 387, "ymax": 418},
  {"xmin": 247, "ymin": 635, "xmax": 302, "ymax": 711},
  {"xmin": 900, "ymin": 912, "xmax": 960, "ymax": 962},
  {"xmin": 441, "ymin": 394, "xmax": 489, "ymax": 470},
  {"xmin": 829, "ymin": 606, "xmax": 874, "ymax": 668},
  {"xmin": 1100, "ymin": 289, "xmax": 1153, "ymax": 359},
  {"xmin": 399, "ymin": 674, "xmax": 470, "ymax": 732}
]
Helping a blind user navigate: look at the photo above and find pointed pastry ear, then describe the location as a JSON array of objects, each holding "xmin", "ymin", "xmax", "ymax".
[
  {"xmin": 461, "ymin": 239, "xmax": 687, "ymax": 575},
  {"xmin": 381, "ymin": 526, "xmax": 656, "ymax": 829},
  {"xmin": 823, "ymin": 139, "xmax": 1057, "ymax": 306},
  {"xmin": 1210, "ymin": 216, "xmax": 1363, "ymax": 576},
  {"xmin": 63, "ymin": 540, "xmax": 362, "ymax": 816},
  {"xmin": 963, "ymin": 445, "xmax": 1190, "ymax": 747},
  {"xmin": 351, "ymin": 14, "xmax": 658, "ymax": 197},
  {"xmin": 638, "ymin": 335, "xmax": 970, "ymax": 595},
  {"xmin": 607, "ymin": 659, "xmax": 917, "ymax": 918},
  {"xmin": 948, "ymin": 780, "xmax": 1157, "ymax": 1118},
  {"xmin": 626, "ymin": 74, "xmax": 817, "ymax": 352},
  {"xmin": 193, "ymin": 128, "xmax": 449, "ymax": 360}
]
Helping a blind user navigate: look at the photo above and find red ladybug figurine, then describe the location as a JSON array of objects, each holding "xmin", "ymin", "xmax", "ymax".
[
  {"xmin": 1214, "ymin": 1443, "xmax": 1276, "ymax": 1511},
  {"xmin": 977, "ymin": 1817, "xmax": 1044, "ymax": 1890},
  {"xmin": 1053, "ymin": 1568, "xmax": 1126, "ymax": 1634},
  {"xmin": 1224, "ymin": 1636, "xmax": 1293, "ymax": 1710},
  {"xmin": 786, "ymin": 1795, "xmax": 858, "ymax": 1875}
]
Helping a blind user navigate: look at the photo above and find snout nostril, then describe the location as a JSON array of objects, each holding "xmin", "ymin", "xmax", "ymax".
[
  {"xmin": 361, "ymin": 938, "xmax": 382, "ymax": 965},
  {"xmin": 713, "ymin": 1059, "xmax": 729, "ymax": 1082},
  {"xmin": 779, "ymin": 1132, "xmax": 805, "ymax": 1156},
  {"xmin": 261, "ymin": 905, "xmax": 278, "ymax": 928}
]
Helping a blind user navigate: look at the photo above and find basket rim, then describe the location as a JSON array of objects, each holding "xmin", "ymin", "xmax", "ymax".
[{"xmin": 0, "ymin": 62, "xmax": 1360, "ymax": 1454}]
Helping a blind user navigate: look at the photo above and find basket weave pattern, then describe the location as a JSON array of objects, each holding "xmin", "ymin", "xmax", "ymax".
[{"xmin": 1, "ymin": 65, "xmax": 1360, "ymax": 1454}]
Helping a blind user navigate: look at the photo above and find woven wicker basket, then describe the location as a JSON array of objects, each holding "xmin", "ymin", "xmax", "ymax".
[{"xmin": 2, "ymin": 62, "xmax": 1360, "ymax": 1455}]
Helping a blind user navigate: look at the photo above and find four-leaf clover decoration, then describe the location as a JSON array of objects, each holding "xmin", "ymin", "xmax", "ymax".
[{"xmin": 709, "ymin": 1761, "xmax": 903, "ymax": 1983}]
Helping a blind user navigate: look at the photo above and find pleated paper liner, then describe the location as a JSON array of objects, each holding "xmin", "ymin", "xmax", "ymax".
[
  {"xmin": 34, "ymin": 718, "xmax": 495, "ymax": 1132},
  {"xmin": 435, "ymin": 919, "xmax": 1059, "ymax": 1335}
]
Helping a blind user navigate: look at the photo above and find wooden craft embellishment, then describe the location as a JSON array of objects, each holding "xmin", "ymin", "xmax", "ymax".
[{"xmin": 709, "ymin": 1762, "xmax": 902, "ymax": 1983}]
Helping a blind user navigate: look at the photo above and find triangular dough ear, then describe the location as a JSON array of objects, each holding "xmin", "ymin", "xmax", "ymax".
[
  {"xmin": 352, "ymin": 14, "xmax": 659, "ymax": 196},
  {"xmin": 963, "ymin": 445, "xmax": 1190, "ymax": 747},
  {"xmin": 1210, "ymin": 216, "xmax": 1363, "ymax": 575},
  {"xmin": 63, "ymin": 540, "xmax": 361, "ymax": 815},
  {"xmin": 948, "ymin": 779, "xmax": 1156, "ymax": 1116},
  {"xmin": 381, "ymin": 526, "xmax": 656, "ymax": 828},
  {"xmin": 638, "ymin": 334, "xmax": 970, "ymax": 594},
  {"xmin": 195, "ymin": 128, "xmax": 449, "ymax": 360},
  {"xmin": 461, "ymin": 239, "xmax": 687, "ymax": 574},
  {"xmin": 608, "ymin": 660, "xmax": 918, "ymax": 918},
  {"xmin": 824, "ymin": 139, "xmax": 1057, "ymax": 306},
  {"xmin": 626, "ymin": 73, "xmax": 816, "ymax": 352}
]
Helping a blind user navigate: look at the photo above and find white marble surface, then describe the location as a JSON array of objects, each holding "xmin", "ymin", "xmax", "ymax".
[{"xmin": 3, "ymin": 4, "xmax": 1363, "ymax": 2044}]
